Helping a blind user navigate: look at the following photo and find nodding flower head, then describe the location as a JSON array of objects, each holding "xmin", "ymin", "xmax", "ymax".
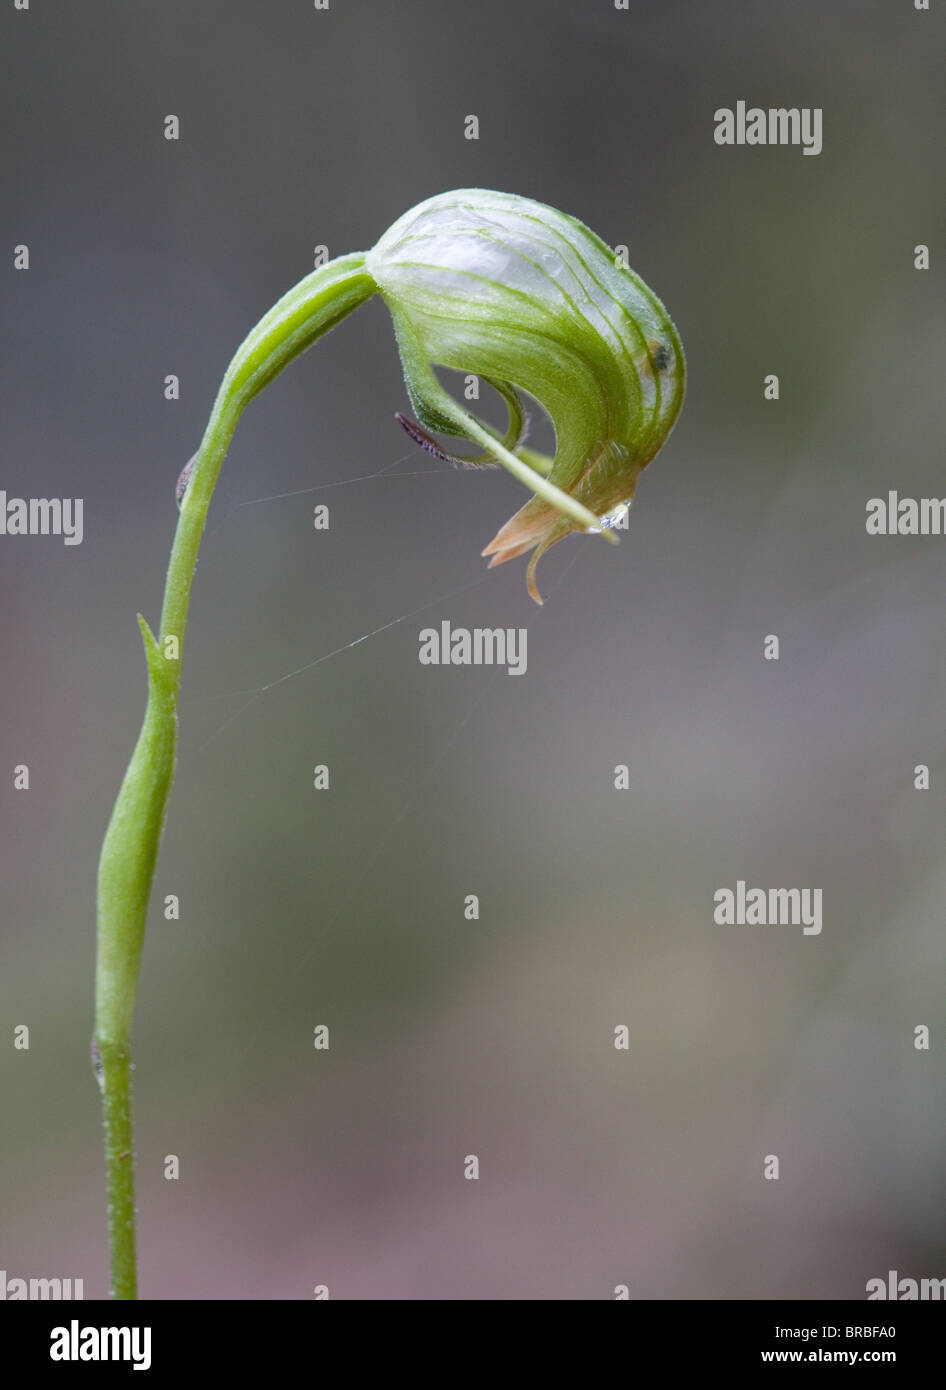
[{"xmin": 366, "ymin": 188, "xmax": 685, "ymax": 602}]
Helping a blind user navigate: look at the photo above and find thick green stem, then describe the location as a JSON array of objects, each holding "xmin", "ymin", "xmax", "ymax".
[{"xmin": 93, "ymin": 252, "xmax": 376, "ymax": 1299}]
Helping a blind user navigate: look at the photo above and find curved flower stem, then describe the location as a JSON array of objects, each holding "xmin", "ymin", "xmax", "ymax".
[{"xmin": 93, "ymin": 252, "xmax": 376, "ymax": 1299}]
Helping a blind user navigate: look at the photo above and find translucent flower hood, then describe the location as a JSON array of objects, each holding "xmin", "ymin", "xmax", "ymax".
[{"xmin": 366, "ymin": 188, "xmax": 686, "ymax": 601}]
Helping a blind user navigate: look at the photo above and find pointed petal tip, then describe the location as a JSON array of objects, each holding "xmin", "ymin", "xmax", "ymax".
[{"xmin": 526, "ymin": 551, "xmax": 545, "ymax": 605}]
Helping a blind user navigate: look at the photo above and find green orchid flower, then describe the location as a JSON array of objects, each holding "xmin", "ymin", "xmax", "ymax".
[{"xmin": 367, "ymin": 188, "xmax": 685, "ymax": 601}]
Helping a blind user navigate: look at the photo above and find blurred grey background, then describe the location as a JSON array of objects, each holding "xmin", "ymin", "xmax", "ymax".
[{"xmin": 1, "ymin": 0, "xmax": 944, "ymax": 1299}]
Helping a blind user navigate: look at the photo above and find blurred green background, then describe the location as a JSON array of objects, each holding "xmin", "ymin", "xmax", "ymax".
[{"xmin": 1, "ymin": 0, "xmax": 944, "ymax": 1298}]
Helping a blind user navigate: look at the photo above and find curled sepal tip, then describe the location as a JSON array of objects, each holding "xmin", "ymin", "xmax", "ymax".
[{"xmin": 367, "ymin": 188, "xmax": 686, "ymax": 601}]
